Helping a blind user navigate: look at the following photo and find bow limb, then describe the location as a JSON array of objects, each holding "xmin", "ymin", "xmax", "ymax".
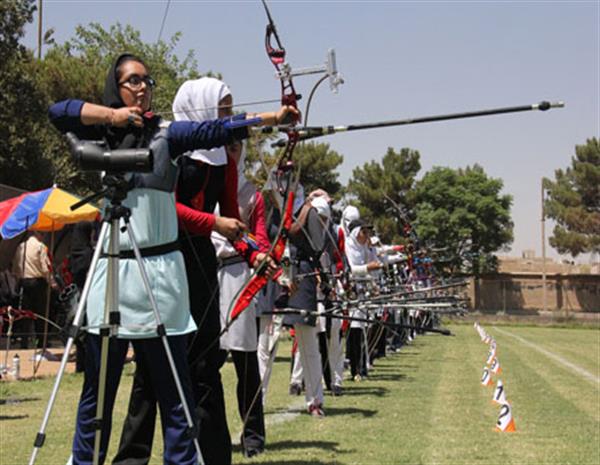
[
  {"xmin": 221, "ymin": 0, "xmax": 302, "ymax": 330},
  {"xmin": 227, "ymin": 186, "xmax": 295, "ymax": 325}
]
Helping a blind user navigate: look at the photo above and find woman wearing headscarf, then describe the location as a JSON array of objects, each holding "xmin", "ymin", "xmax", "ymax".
[
  {"xmin": 255, "ymin": 179, "xmax": 285, "ymax": 404},
  {"xmin": 338, "ymin": 205, "xmax": 359, "ymax": 375},
  {"xmin": 344, "ymin": 217, "xmax": 383, "ymax": 381},
  {"xmin": 278, "ymin": 186, "xmax": 329, "ymax": 417},
  {"xmin": 48, "ymin": 55, "xmax": 294, "ymax": 465},
  {"xmin": 307, "ymin": 194, "xmax": 345, "ymax": 396},
  {"xmin": 211, "ymin": 141, "xmax": 269, "ymax": 458},
  {"xmin": 113, "ymin": 77, "xmax": 279, "ymax": 465}
]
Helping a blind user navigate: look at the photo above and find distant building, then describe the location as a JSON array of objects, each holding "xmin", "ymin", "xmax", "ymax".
[
  {"xmin": 466, "ymin": 250, "xmax": 600, "ymax": 314},
  {"xmin": 497, "ymin": 251, "xmax": 598, "ymax": 275}
]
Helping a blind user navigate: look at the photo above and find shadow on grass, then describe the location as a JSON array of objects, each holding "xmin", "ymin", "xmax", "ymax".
[
  {"xmin": 363, "ymin": 372, "xmax": 407, "ymax": 382},
  {"xmin": 233, "ymin": 440, "xmax": 349, "ymax": 459},
  {"xmin": 246, "ymin": 461, "xmax": 341, "ymax": 465},
  {"xmin": 0, "ymin": 414, "xmax": 29, "ymax": 420},
  {"xmin": 369, "ymin": 363, "xmax": 417, "ymax": 370},
  {"xmin": 390, "ymin": 363, "xmax": 419, "ymax": 370},
  {"xmin": 324, "ymin": 406, "xmax": 377, "ymax": 417},
  {"xmin": 265, "ymin": 440, "xmax": 344, "ymax": 452},
  {"xmin": 340, "ymin": 386, "xmax": 389, "ymax": 397},
  {"xmin": 0, "ymin": 396, "xmax": 41, "ymax": 405}
]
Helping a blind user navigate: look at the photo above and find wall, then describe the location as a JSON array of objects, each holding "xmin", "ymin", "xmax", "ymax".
[{"xmin": 469, "ymin": 272, "xmax": 600, "ymax": 314}]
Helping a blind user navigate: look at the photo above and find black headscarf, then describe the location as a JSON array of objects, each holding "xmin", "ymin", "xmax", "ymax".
[{"xmin": 102, "ymin": 53, "xmax": 158, "ymax": 150}]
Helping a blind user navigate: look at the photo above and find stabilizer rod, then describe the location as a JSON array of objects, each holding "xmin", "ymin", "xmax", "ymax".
[{"xmin": 265, "ymin": 100, "xmax": 565, "ymax": 147}]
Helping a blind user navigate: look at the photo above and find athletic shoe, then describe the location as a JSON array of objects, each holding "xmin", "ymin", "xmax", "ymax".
[
  {"xmin": 289, "ymin": 383, "xmax": 302, "ymax": 396},
  {"xmin": 308, "ymin": 403, "xmax": 325, "ymax": 418},
  {"xmin": 240, "ymin": 434, "xmax": 264, "ymax": 458},
  {"xmin": 331, "ymin": 385, "xmax": 343, "ymax": 396},
  {"xmin": 243, "ymin": 447, "xmax": 264, "ymax": 458}
]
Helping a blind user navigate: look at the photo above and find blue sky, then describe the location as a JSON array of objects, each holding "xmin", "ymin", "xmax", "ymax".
[{"xmin": 23, "ymin": 1, "xmax": 599, "ymax": 262}]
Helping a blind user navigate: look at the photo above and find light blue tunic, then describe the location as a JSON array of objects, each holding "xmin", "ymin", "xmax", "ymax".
[
  {"xmin": 87, "ymin": 188, "xmax": 195, "ymax": 338},
  {"xmin": 86, "ymin": 126, "xmax": 195, "ymax": 338}
]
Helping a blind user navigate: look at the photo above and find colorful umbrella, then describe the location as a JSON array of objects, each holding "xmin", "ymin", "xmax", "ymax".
[{"xmin": 0, "ymin": 186, "xmax": 99, "ymax": 239}]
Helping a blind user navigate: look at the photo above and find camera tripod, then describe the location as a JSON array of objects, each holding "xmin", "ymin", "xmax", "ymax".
[{"xmin": 29, "ymin": 176, "xmax": 203, "ymax": 465}]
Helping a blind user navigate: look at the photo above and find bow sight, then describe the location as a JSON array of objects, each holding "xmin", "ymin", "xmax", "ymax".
[{"xmin": 273, "ymin": 48, "xmax": 344, "ymax": 95}]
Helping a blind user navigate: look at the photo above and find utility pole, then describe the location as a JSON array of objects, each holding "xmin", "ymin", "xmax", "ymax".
[
  {"xmin": 541, "ymin": 179, "xmax": 548, "ymax": 314},
  {"xmin": 37, "ymin": 0, "xmax": 43, "ymax": 59}
]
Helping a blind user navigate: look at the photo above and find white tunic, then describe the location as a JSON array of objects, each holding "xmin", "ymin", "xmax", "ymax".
[{"xmin": 213, "ymin": 231, "xmax": 257, "ymax": 351}]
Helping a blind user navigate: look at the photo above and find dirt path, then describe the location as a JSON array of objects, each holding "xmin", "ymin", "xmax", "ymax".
[{"xmin": 0, "ymin": 348, "xmax": 76, "ymax": 381}]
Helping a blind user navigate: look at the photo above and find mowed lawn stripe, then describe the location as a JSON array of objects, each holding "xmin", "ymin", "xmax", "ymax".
[
  {"xmin": 239, "ymin": 336, "xmax": 448, "ymax": 465},
  {"xmin": 423, "ymin": 326, "xmax": 515, "ymax": 465},
  {"xmin": 494, "ymin": 326, "xmax": 600, "ymax": 378},
  {"xmin": 371, "ymin": 337, "xmax": 449, "ymax": 465},
  {"xmin": 488, "ymin": 328, "xmax": 600, "ymax": 465},
  {"xmin": 493, "ymin": 326, "xmax": 600, "ymax": 386}
]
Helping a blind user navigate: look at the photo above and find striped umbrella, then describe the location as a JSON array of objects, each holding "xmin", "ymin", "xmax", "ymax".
[{"xmin": 0, "ymin": 186, "xmax": 99, "ymax": 239}]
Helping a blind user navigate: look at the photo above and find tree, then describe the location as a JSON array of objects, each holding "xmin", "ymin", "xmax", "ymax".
[
  {"xmin": 36, "ymin": 22, "xmax": 206, "ymax": 194},
  {"xmin": 543, "ymin": 138, "xmax": 600, "ymax": 256},
  {"xmin": 413, "ymin": 165, "xmax": 513, "ymax": 274},
  {"xmin": 347, "ymin": 147, "xmax": 421, "ymax": 243},
  {"xmin": 0, "ymin": 8, "xmax": 209, "ymax": 194},
  {"xmin": 245, "ymin": 138, "xmax": 344, "ymax": 200},
  {"xmin": 0, "ymin": 0, "xmax": 55, "ymax": 190}
]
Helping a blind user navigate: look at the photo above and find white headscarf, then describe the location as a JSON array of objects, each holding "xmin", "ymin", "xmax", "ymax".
[
  {"xmin": 311, "ymin": 196, "xmax": 331, "ymax": 222},
  {"xmin": 172, "ymin": 77, "xmax": 230, "ymax": 166},
  {"xmin": 340, "ymin": 205, "xmax": 360, "ymax": 236},
  {"xmin": 341, "ymin": 208, "xmax": 371, "ymax": 268},
  {"xmin": 345, "ymin": 220, "xmax": 376, "ymax": 269}
]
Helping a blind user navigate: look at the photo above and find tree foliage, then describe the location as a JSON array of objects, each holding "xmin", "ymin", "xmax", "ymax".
[
  {"xmin": 543, "ymin": 138, "xmax": 600, "ymax": 256},
  {"xmin": 245, "ymin": 138, "xmax": 344, "ymax": 200},
  {"xmin": 413, "ymin": 165, "xmax": 513, "ymax": 274},
  {"xmin": 0, "ymin": 2, "xmax": 207, "ymax": 194},
  {"xmin": 347, "ymin": 147, "xmax": 421, "ymax": 243},
  {"xmin": 38, "ymin": 22, "xmax": 206, "ymax": 194},
  {"xmin": 0, "ymin": 0, "xmax": 56, "ymax": 190}
]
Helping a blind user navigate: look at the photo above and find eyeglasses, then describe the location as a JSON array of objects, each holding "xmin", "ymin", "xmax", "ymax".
[{"xmin": 119, "ymin": 74, "xmax": 156, "ymax": 90}]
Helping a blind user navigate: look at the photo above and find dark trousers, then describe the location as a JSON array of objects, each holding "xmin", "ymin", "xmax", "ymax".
[
  {"xmin": 72, "ymin": 334, "xmax": 196, "ymax": 465},
  {"xmin": 114, "ymin": 239, "xmax": 231, "ymax": 465},
  {"xmin": 17, "ymin": 278, "xmax": 47, "ymax": 348},
  {"xmin": 347, "ymin": 327, "xmax": 364, "ymax": 378},
  {"xmin": 318, "ymin": 331, "xmax": 332, "ymax": 390},
  {"xmin": 368, "ymin": 322, "xmax": 387, "ymax": 363},
  {"xmin": 230, "ymin": 350, "xmax": 265, "ymax": 451}
]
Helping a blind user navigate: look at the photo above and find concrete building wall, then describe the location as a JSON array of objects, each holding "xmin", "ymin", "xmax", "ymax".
[{"xmin": 469, "ymin": 272, "xmax": 600, "ymax": 314}]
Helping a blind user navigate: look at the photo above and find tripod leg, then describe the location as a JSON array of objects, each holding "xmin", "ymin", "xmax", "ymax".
[
  {"xmin": 124, "ymin": 224, "xmax": 204, "ymax": 465},
  {"xmin": 93, "ymin": 219, "xmax": 121, "ymax": 465},
  {"xmin": 29, "ymin": 221, "xmax": 111, "ymax": 465}
]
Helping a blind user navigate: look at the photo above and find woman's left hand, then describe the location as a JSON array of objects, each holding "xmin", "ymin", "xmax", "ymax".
[
  {"xmin": 274, "ymin": 105, "xmax": 301, "ymax": 125},
  {"xmin": 253, "ymin": 253, "xmax": 279, "ymax": 279}
]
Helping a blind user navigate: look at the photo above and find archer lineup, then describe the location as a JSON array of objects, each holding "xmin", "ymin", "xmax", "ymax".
[{"xmin": 15, "ymin": 1, "xmax": 566, "ymax": 465}]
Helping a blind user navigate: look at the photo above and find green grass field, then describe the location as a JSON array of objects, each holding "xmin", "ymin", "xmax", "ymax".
[{"xmin": 1, "ymin": 324, "xmax": 599, "ymax": 465}]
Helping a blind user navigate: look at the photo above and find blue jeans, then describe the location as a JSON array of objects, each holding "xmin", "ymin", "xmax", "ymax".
[{"xmin": 72, "ymin": 334, "xmax": 197, "ymax": 465}]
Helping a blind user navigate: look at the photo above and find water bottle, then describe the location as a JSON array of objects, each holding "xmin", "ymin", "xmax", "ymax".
[{"xmin": 12, "ymin": 353, "xmax": 20, "ymax": 380}]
